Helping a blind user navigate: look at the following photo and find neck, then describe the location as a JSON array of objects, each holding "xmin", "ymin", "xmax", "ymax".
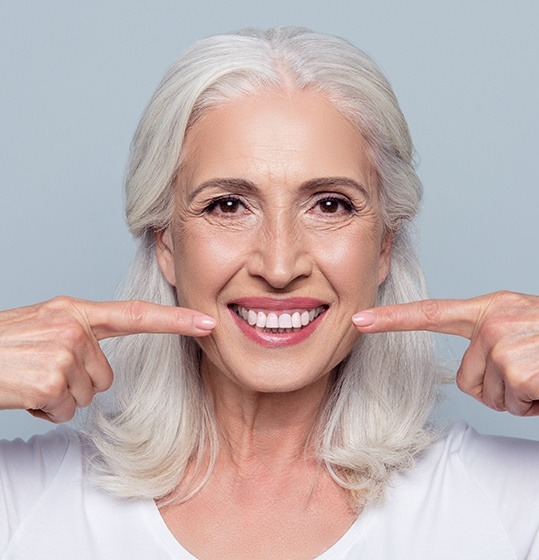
[{"xmin": 201, "ymin": 361, "xmax": 334, "ymax": 472}]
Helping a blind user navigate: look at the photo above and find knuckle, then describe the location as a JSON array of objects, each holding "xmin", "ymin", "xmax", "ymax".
[
  {"xmin": 475, "ymin": 292, "xmax": 527, "ymax": 340},
  {"xmin": 38, "ymin": 298, "xmax": 89, "ymax": 346},
  {"xmin": 57, "ymin": 321, "xmax": 87, "ymax": 347},
  {"xmin": 51, "ymin": 348, "xmax": 76, "ymax": 371},
  {"xmin": 77, "ymin": 391, "xmax": 94, "ymax": 408},
  {"xmin": 494, "ymin": 290, "xmax": 521, "ymax": 305},
  {"xmin": 93, "ymin": 373, "xmax": 113, "ymax": 393},
  {"xmin": 420, "ymin": 300, "xmax": 442, "ymax": 326},
  {"xmin": 54, "ymin": 404, "xmax": 76, "ymax": 423},
  {"xmin": 488, "ymin": 343, "xmax": 513, "ymax": 368},
  {"xmin": 64, "ymin": 408, "xmax": 76, "ymax": 421},
  {"xmin": 507, "ymin": 372, "xmax": 534, "ymax": 396},
  {"xmin": 36, "ymin": 371, "xmax": 68, "ymax": 402},
  {"xmin": 493, "ymin": 289, "xmax": 512, "ymax": 300},
  {"xmin": 455, "ymin": 370, "xmax": 474, "ymax": 394},
  {"xmin": 455, "ymin": 373, "xmax": 467, "ymax": 392},
  {"xmin": 125, "ymin": 300, "xmax": 147, "ymax": 330},
  {"xmin": 483, "ymin": 397, "xmax": 505, "ymax": 412},
  {"xmin": 487, "ymin": 291, "xmax": 530, "ymax": 324},
  {"xmin": 479, "ymin": 319, "xmax": 503, "ymax": 341},
  {"xmin": 44, "ymin": 295, "xmax": 75, "ymax": 312}
]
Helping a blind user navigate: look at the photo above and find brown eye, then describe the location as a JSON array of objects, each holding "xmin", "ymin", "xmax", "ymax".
[
  {"xmin": 319, "ymin": 199, "xmax": 339, "ymax": 213},
  {"xmin": 205, "ymin": 196, "xmax": 245, "ymax": 215},
  {"xmin": 218, "ymin": 199, "xmax": 240, "ymax": 213},
  {"xmin": 316, "ymin": 197, "xmax": 355, "ymax": 214}
]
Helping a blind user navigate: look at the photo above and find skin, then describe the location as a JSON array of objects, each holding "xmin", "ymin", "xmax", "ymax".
[
  {"xmin": 156, "ymin": 89, "xmax": 391, "ymax": 409},
  {"xmin": 0, "ymin": 297, "xmax": 215, "ymax": 422},
  {"xmin": 154, "ymin": 90, "xmax": 392, "ymax": 557}
]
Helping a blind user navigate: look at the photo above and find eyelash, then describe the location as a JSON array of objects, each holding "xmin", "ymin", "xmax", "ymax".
[
  {"xmin": 203, "ymin": 196, "xmax": 248, "ymax": 215},
  {"xmin": 313, "ymin": 195, "xmax": 357, "ymax": 214},
  {"xmin": 202, "ymin": 194, "xmax": 357, "ymax": 216}
]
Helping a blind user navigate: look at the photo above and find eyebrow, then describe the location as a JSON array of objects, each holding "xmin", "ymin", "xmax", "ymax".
[
  {"xmin": 298, "ymin": 177, "xmax": 370, "ymax": 200},
  {"xmin": 187, "ymin": 179, "xmax": 257, "ymax": 202},
  {"xmin": 187, "ymin": 176, "xmax": 370, "ymax": 202}
]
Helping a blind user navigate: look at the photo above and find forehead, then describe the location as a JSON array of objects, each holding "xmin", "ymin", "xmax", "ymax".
[{"xmin": 179, "ymin": 89, "xmax": 375, "ymax": 190}]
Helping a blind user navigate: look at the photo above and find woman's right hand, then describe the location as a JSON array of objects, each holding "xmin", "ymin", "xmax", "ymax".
[{"xmin": 0, "ymin": 297, "xmax": 216, "ymax": 423}]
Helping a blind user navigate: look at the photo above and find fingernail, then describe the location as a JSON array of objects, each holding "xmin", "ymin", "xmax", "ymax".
[
  {"xmin": 193, "ymin": 314, "xmax": 216, "ymax": 330},
  {"xmin": 352, "ymin": 311, "xmax": 375, "ymax": 327}
]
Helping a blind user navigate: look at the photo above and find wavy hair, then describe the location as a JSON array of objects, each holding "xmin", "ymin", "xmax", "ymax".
[{"xmin": 84, "ymin": 27, "xmax": 440, "ymax": 510}]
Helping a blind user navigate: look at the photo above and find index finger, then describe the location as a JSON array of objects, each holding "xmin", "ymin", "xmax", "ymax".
[
  {"xmin": 352, "ymin": 298, "xmax": 482, "ymax": 339},
  {"xmin": 78, "ymin": 300, "xmax": 216, "ymax": 340}
]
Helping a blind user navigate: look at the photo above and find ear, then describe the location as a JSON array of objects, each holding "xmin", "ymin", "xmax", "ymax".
[
  {"xmin": 377, "ymin": 230, "xmax": 393, "ymax": 286},
  {"xmin": 155, "ymin": 228, "xmax": 177, "ymax": 287}
]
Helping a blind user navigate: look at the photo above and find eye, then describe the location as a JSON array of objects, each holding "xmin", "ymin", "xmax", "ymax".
[
  {"xmin": 314, "ymin": 196, "xmax": 356, "ymax": 214},
  {"xmin": 204, "ymin": 196, "xmax": 247, "ymax": 215}
]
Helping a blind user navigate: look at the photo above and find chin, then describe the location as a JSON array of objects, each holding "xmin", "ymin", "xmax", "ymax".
[{"xmin": 226, "ymin": 363, "xmax": 334, "ymax": 395}]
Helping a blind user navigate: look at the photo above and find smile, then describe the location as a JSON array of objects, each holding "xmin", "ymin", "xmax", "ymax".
[{"xmin": 230, "ymin": 304, "xmax": 327, "ymax": 333}]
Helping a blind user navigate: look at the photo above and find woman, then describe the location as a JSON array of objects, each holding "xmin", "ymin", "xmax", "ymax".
[{"xmin": 1, "ymin": 27, "xmax": 538, "ymax": 559}]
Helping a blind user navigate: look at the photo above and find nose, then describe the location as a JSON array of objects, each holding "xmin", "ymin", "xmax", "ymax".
[{"xmin": 246, "ymin": 212, "xmax": 312, "ymax": 289}]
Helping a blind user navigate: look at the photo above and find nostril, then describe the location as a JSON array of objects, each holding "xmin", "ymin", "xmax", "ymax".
[{"xmin": 245, "ymin": 246, "xmax": 313, "ymax": 290}]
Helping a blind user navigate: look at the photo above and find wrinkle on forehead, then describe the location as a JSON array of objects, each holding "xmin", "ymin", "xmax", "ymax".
[{"xmin": 173, "ymin": 88, "xmax": 383, "ymax": 241}]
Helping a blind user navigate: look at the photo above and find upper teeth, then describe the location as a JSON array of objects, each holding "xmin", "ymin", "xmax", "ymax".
[{"xmin": 235, "ymin": 305, "xmax": 325, "ymax": 329}]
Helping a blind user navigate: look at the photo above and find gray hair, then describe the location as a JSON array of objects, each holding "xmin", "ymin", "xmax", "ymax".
[{"xmin": 84, "ymin": 27, "xmax": 440, "ymax": 510}]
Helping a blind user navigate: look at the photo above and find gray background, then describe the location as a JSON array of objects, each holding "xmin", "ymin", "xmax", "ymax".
[{"xmin": 1, "ymin": 1, "xmax": 537, "ymax": 441}]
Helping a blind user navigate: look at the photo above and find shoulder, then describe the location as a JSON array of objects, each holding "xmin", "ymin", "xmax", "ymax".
[
  {"xmin": 0, "ymin": 425, "xmax": 81, "ymax": 460},
  {"xmin": 435, "ymin": 420, "xmax": 539, "ymax": 484},
  {"xmin": 0, "ymin": 427, "xmax": 85, "ymax": 546},
  {"xmin": 426, "ymin": 420, "xmax": 539, "ymax": 502},
  {"xmin": 368, "ymin": 422, "xmax": 539, "ymax": 558},
  {"xmin": 0, "ymin": 426, "xmax": 83, "ymax": 484},
  {"xmin": 0, "ymin": 429, "xmax": 177, "ymax": 558},
  {"xmin": 429, "ymin": 421, "xmax": 539, "ymax": 556}
]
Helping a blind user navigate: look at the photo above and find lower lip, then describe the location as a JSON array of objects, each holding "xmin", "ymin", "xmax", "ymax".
[{"xmin": 228, "ymin": 307, "xmax": 326, "ymax": 347}]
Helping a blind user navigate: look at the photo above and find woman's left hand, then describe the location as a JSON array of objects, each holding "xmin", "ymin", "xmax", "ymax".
[{"xmin": 352, "ymin": 291, "xmax": 539, "ymax": 416}]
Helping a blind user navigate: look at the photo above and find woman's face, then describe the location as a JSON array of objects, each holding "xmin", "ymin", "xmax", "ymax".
[{"xmin": 157, "ymin": 89, "xmax": 391, "ymax": 394}]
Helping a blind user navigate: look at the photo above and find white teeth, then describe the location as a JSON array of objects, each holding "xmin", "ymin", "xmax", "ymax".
[
  {"xmin": 256, "ymin": 311, "xmax": 266, "ymax": 328},
  {"xmin": 266, "ymin": 312, "xmax": 279, "ymax": 328},
  {"xmin": 247, "ymin": 309, "xmax": 257, "ymax": 325},
  {"xmin": 235, "ymin": 304, "xmax": 326, "ymax": 331},
  {"xmin": 279, "ymin": 313, "xmax": 292, "ymax": 329}
]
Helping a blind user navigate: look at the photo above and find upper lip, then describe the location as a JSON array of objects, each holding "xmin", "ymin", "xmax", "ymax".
[{"xmin": 229, "ymin": 297, "xmax": 328, "ymax": 310}]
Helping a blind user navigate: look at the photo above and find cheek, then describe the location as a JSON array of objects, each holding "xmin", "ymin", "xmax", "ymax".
[
  {"xmin": 173, "ymin": 228, "xmax": 247, "ymax": 308},
  {"xmin": 314, "ymin": 230, "xmax": 383, "ymax": 297}
]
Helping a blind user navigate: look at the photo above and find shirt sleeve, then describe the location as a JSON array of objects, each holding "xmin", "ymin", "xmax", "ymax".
[
  {"xmin": 457, "ymin": 425, "xmax": 539, "ymax": 559},
  {"xmin": 0, "ymin": 428, "xmax": 72, "ymax": 551}
]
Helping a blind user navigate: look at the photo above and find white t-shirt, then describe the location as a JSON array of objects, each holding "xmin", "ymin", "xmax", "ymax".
[{"xmin": 1, "ymin": 422, "xmax": 538, "ymax": 559}]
